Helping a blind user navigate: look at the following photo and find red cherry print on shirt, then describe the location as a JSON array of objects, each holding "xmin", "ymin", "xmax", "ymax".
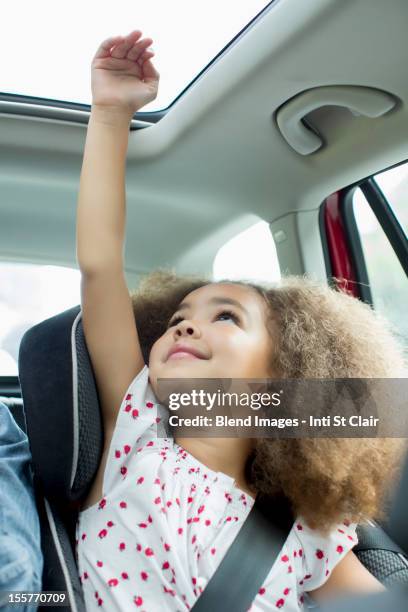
[
  {"xmin": 120, "ymin": 466, "xmax": 127, "ymax": 476},
  {"xmin": 119, "ymin": 542, "xmax": 126, "ymax": 551},
  {"xmin": 148, "ymin": 514, "xmax": 153, "ymax": 523},
  {"xmin": 97, "ymin": 598, "xmax": 103, "ymax": 606},
  {"xmin": 198, "ymin": 505, "xmax": 205, "ymax": 514},
  {"xmin": 259, "ymin": 587, "xmax": 266, "ymax": 595},
  {"xmin": 136, "ymin": 543, "xmax": 142, "ymax": 552},
  {"xmin": 83, "ymin": 572, "xmax": 88, "ymax": 580},
  {"xmin": 115, "ymin": 450, "xmax": 121, "ymax": 458},
  {"xmin": 120, "ymin": 501, "xmax": 127, "ymax": 509},
  {"xmin": 192, "ymin": 535, "xmax": 197, "ymax": 544},
  {"xmin": 96, "ymin": 561, "xmax": 103, "ymax": 567},
  {"xmin": 276, "ymin": 598, "xmax": 285, "ymax": 608},
  {"xmin": 132, "ymin": 408, "xmax": 139, "ymax": 419},
  {"xmin": 125, "ymin": 404, "xmax": 131, "ymax": 412},
  {"xmin": 205, "ymin": 519, "xmax": 211, "ymax": 526},
  {"xmin": 145, "ymin": 547, "xmax": 154, "ymax": 556},
  {"xmin": 211, "ymin": 548, "xmax": 216, "ymax": 555},
  {"xmin": 155, "ymin": 417, "xmax": 161, "ymax": 423},
  {"xmin": 316, "ymin": 549, "xmax": 324, "ymax": 559},
  {"xmin": 178, "ymin": 527, "xmax": 183, "ymax": 535},
  {"xmin": 192, "ymin": 577, "xmax": 197, "ymax": 585},
  {"xmin": 326, "ymin": 569, "xmax": 330, "ymax": 576},
  {"xmin": 81, "ymin": 533, "xmax": 87, "ymax": 540},
  {"xmin": 98, "ymin": 498, "xmax": 106, "ymax": 510},
  {"xmin": 124, "ymin": 445, "xmax": 131, "ymax": 454},
  {"xmin": 162, "ymin": 561, "xmax": 170, "ymax": 570},
  {"xmin": 107, "ymin": 520, "xmax": 114, "ymax": 527},
  {"xmin": 299, "ymin": 549, "xmax": 303, "ymax": 557},
  {"xmin": 134, "ymin": 595, "xmax": 143, "ymax": 606},
  {"xmin": 164, "ymin": 542, "xmax": 171, "ymax": 551},
  {"xmin": 187, "ymin": 497, "xmax": 193, "ymax": 503},
  {"xmin": 287, "ymin": 565, "xmax": 293, "ymax": 573},
  {"xmin": 146, "ymin": 441, "xmax": 154, "ymax": 447},
  {"xmin": 296, "ymin": 523, "xmax": 303, "ymax": 530},
  {"xmin": 337, "ymin": 545, "xmax": 344, "ymax": 553},
  {"xmin": 137, "ymin": 476, "xmax": 144, "ymax": 485},
  {"xmin": 126, "ymin": 393, "xmax": 132, "ymax": 400},
  {"xmin": 141, "ymin": 571, "xmax": 148, "ymax": 581},
  {"xmin": 166, "ymin": 501, "xmax": 172, "ymax": 507},
  {"xmin": 146, "ymin": 402, "xmax": 154, "ymax": 408},
  {"xmin": 98, "ymin": 529, "xmax": 107, "ymax": 539},
  {"xmin": 154, "ymin": 478, "xmax": 161, "ymax": 485},
  {"xmin": 164, "ymin": 586, "xmax": 176, "ymax": 597},
  {"xmin": 121, "ymin": 572, "xmax": 129, "ymax": 580},
  {"xmin": 138, "ymin": 522, "xmax": 147, "ymax": 528},
  {"xmin": 154, "ymin": 496, "xmax": 161, "ymax": 504},
  {"xmin": 283, "ymin": 587, "xmax": 290, "ymax": 596},
  {"xmin": 281, "ymin": 554, "xmax": 289, "ymax": 562},
  {"xmin": 304, "ymin": 574, "xmax": 312, "ymax": 580},
  {"xmin": 108, "ymin": 578, "xmax": 118, "ymax": 587},
  {"xmin": 337, "ymin": 528, "xmax": 345, "ymax": 534}
]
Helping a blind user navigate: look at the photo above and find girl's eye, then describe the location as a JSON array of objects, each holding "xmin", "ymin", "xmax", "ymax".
[
  {"xmin": 167, "ymin": 315, "xmax": 183, "ymax": 328},
  {"xmin": 167, "ymin": 309, "xmax": 240, "ymax": 328},
  {"xmin": 216, "ymin": 309, "xmax": 240, "ymax": 324}
]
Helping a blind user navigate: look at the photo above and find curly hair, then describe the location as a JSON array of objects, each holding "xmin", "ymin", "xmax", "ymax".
[{"xmin": 130, "ymin": 269, "xmax": 408, "ymax": 535}]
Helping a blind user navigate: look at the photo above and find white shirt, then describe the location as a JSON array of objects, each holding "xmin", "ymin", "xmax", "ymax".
[{"xmin": 75, "ymin": 365, "xmax": 358, "ymax": 611}]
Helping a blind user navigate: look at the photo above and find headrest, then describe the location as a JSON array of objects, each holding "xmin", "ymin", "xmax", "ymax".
[{"xmin": 18, "ymin": 306, "xmax": 103, "ymax": 503}]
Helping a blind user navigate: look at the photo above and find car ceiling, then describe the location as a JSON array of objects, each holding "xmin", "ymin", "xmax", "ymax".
[{"xmin": 1, "ymin": 0, "xmax": 407, "ymax": 285}]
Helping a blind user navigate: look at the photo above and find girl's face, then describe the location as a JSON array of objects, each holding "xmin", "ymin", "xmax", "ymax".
[{"xmin": 148, "ymin": 283, "xmax": 274, "ymax": 395}]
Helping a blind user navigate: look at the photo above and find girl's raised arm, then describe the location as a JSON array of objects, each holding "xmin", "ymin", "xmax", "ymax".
[{"xmin": 76, "ymin": 31, "xmax": 159, "ymax": 433}]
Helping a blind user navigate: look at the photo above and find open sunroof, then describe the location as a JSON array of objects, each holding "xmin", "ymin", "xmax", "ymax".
[{"xmin": 2, "ymin": 0, "xmax": 274, "ymax": 113}]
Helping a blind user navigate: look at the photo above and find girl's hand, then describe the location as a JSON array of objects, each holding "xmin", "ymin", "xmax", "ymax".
[{"xmin": 91, "ymin": 30, "xmax": 160, "ymax": 116}]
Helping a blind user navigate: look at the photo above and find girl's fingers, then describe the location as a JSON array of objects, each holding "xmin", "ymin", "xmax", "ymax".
[
  {"xmin": 94, "ymin": 35, "xmax": 124, "ymax": 59},
  {"xmin": 127, "ymin": 38, "xmax": 153, "ymax": 61},
  {"xmin": 141, "ymin": 57, "xmax": 160, "ymax": 81},
  {"xmin": 111, "ymin": 31, "xmax": 143, "ymax": 59}
]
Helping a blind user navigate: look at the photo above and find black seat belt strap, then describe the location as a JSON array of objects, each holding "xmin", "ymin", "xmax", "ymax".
[{"xmin": 191, "ymin": 494, "xmax": 290, "ymax": 611}]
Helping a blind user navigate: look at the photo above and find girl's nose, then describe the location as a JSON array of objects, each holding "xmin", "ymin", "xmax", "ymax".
[{"xmin": 174, "ymin": 320, "xmax": 201, "ymax": 337}]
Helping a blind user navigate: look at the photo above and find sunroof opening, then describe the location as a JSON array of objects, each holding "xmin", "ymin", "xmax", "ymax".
[{"xmin": 2, "ymin": 1, "xmax": 273, "ymax": 113}]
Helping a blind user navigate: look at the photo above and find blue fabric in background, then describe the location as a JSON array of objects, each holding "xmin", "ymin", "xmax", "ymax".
[{"xmin": 0, "ymin": 402, "xmax": 43, "ymax": 611}]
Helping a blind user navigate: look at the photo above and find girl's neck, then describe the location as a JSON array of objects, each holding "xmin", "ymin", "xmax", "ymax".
[{"xmin": 175, "ymin": 436, "xmax": 256, "ymax": 499}]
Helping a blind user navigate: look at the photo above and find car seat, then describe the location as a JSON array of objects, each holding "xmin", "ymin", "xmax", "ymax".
[{"xmin": 15, "ymin": 305, "xmax": 408, "ymax": 611}]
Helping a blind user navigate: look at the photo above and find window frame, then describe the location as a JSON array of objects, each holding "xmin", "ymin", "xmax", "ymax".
[{"xmin": 321, "ymin": 159, "xmax": 408, "ymax": 306}]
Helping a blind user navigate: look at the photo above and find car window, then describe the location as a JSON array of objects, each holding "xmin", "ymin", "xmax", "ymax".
[
  {"xmin": 0, "ymin": 262, "xmax": 80, "ymax": 376},
  {"xmin": 374, "ymin": 163, "xmax": 408, "ymax": 235},
  {"xmin": 352, "ymin": 187, "xmax": 408, "ymax": 350},
  {"xmin": 213, "ymin": 220, "xmax": 281, "ymax": 284}
]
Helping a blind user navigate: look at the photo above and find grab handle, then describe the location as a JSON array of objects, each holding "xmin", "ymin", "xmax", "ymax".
[{"xmin": 275, "ymin": 86, "xmax": 398, "ymax": 155}]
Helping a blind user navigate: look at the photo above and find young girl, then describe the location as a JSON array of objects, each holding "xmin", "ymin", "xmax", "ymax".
[{"xmin": 74, "ymin": 30, "xmax": 406, "ymax": 611}]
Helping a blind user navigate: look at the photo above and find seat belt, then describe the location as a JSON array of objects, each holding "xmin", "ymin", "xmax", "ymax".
[{"xmin": 191, "ymin": 493, "xmax": 291, "ymax": 611}]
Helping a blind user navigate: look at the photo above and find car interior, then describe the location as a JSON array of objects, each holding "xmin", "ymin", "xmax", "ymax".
[{"xmin": 1, "ymin": 0, "xmax": 408, "ymax": 610}]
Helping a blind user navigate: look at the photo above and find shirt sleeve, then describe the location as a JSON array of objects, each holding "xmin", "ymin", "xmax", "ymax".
[
  {"xmin": 0, "ymin": 403, "xmax": 43, "ymax": 602},
  {"xmin": 292, "ymin": 515, "xmax": 359, "ymax": 593},
  {"xmin": 103, "ymin": 365, "xmax": 166, "ymax": 494}
]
